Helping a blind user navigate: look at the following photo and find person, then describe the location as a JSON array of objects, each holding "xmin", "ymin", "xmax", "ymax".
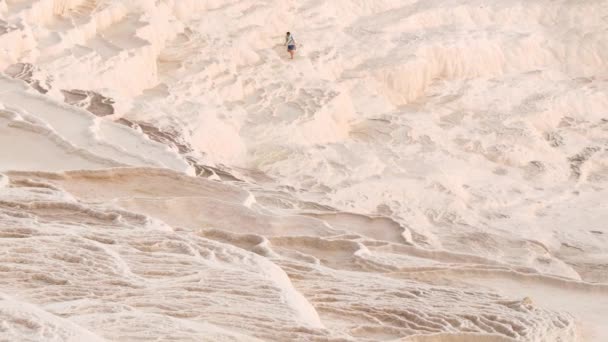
[{"xmin": 285, "ymin": 32, "xmax": 296, "ymax": 59}]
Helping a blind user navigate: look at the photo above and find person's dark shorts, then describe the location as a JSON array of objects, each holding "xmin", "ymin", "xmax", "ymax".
[{"xmin": 288, "ymin": 44, "xmax": 296, "ymax": 51}]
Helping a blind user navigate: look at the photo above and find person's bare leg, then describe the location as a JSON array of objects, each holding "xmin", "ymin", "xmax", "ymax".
[{"xmin": 289, "ymin": 50, "xmax": 294, "ymax": 59}]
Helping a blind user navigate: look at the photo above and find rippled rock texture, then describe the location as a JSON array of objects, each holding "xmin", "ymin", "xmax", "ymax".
[{"xmin": 1, "ymin": 0, "xmax": 607, "ymax": 341}]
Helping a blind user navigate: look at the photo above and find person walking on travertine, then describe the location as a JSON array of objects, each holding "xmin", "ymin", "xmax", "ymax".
[{"xmin": 285, "ymin": 32, "xmax": 297, "ymax": 60}]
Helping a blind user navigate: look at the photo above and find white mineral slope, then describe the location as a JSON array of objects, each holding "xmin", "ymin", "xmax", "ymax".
[
  {"xmin": 0, "ymin": 75, "xmax": 192, "ymax": 173},
  {"xmin": 0, "ymin": 0, "xmax": 607, "ymax": 341},
  {"xmin": 4, "ymin": 168, "xmax": 605, "ymax": 342}
]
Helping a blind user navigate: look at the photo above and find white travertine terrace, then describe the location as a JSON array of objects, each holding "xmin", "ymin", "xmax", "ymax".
[{"xmin": 0, "ymin": 0, "xmax": 607, "ymax": 341}]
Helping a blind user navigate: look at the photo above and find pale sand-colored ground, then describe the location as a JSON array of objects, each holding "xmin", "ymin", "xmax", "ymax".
[{"xmin": 1, "ymin": 0, "xmax": 607, "ymax": 341}]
